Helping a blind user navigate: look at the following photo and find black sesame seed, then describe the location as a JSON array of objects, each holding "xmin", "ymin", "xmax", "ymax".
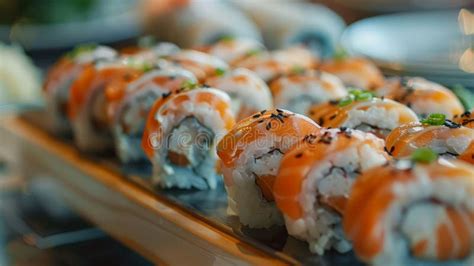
[
  {"xmin": 260, "ymin": 109, "xmax": 267, "ymax": 115},
  {"xmin": 444, "ymin": 119, "xmax": 461, "ymax": 129},
  {"xmin": 329, "ymin": 114, "xmax": 337, "ymax": 120},
  {"xmin": 266, "ymin": 123, "xmax": 272, "ymax": 130},
  {"xmin": 318, "ymin": 118, "xmax": 325, "ymax": 125},
  {"xmin": 252, "ymin": 114, "xmax": 261, "ymax": 119},
  {"xmin": 295, "ymin": 153, "xmax": 303, "ymax": 158},
  {"xmin": 162, "ymin": 92, "xmax": 172, "ymax": 98}
]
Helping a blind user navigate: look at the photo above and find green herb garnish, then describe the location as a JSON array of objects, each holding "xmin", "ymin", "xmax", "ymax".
[
  {"xmin": 290, "ymin": 66, "xmax": 306, "ymax": 75},
  {"xmin": 219, "ymin": 35, "xmax": 235, "ymax": 42},
  {"xmin": 215, "ymin": 67, "xmax": 226, "ymax": 76},
  {"xmin": 411, "ymin": 148, "xmax": 438, "ymax": 164},
  {"xmin": 181, "ymin": 80, "xmax": 198, "ymax": 90},
  {"xmin": 421, "ymin": 113, "xmax": 446, "ymax": 126},
  {"xmin": 333, "ymin": 46, "xmax": 349, "ymax": 60},
  {"xmin": 338, "ymin": 89, "xmax": 374, "ymax": 106},
  {"xmin": 246, "ymin": 49, "xmax": 262, "ymax": 57},
  {"xmin": 338, "ymin": 97, "xmax": 354, "ymax": 107},
  {"xmin": 452, "ymin": 84, "xmax": 474, "ymax": 111},
  {"xmin": 66, "ymin": 43, "xmax": 98, "ymax": 59}
]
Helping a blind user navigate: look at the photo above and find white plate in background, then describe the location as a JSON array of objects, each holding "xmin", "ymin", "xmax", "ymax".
[{"xmin": 342, "ymin": 10, "xmax": 474, "ymax": 87}]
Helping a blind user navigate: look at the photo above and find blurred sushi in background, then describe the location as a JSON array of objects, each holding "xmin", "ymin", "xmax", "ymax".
[{"xmin": 43, "ymin": 44, "xmax": 117, "ymax": 134}]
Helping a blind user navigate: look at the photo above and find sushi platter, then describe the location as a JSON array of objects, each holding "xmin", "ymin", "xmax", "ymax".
[
  {"xmin": 3, "ymin": 12, "xmax": 474, "ymax": 264},
  {"xmin": 0, "ymin": 113, "xmax": 362, "ymax": 265}
]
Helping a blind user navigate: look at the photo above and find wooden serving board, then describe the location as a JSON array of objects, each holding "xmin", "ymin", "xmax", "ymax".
[{"xmin": 0, "ymin": 114, "xmax": 362, "ymax": 266}]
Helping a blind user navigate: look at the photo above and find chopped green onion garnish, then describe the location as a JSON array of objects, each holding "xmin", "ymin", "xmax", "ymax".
[
  {"xmin": 290, "ymin": 66, "xmax": 305, "ymax": 74},
  {"xmin": 333, "ymin": 46, "xmax": 349, "ymax": 60},
  {"xmin": 356, "ymin": 91, "xmax": 374, "ymax": 101},
  {"xmin": 141, "ymin": 62, "xmax": 154, "ymax": 72},
  {"xmin": 215, "ymin": 68, "xmax": 226, "ymax": 76},
  {"xmin": 338, "ymin": 97, "xmax": 354, "ymax": 107},
  {"xmin": 246, "ymin": 49, "xmax": 262, "ymax": 57},
  {"xmin": 66, "ymin": 43, "xmax": 98, "ymax": 59},
  {"xmin": 181, "ymin": 80, "xmax": 198, "ymax": 90},
  {"xmin": 411, "ymin": 148, "xmax": 438, "ymax": 164},
  {"xmin": 421, "ymin": 113, "xmax": 446, "ymax": 126},
  {"xmin": 340, "ymin": 89, "xmax": 375, "ymax": 106},
  {"xmin": 452, "ymin": 84, "xmax": 474, "ymax": 111},
  {"xmin": 219, "ymin": 35, "xmax": 235, "ymax": 42}
]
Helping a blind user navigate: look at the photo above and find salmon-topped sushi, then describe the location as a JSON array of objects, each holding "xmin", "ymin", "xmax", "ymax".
[
  {"xmin": 235, "ymin": 45, "xmax": 318, "ymax": 83},
  {"xmin": 205, "ymin": 68, "xmax": 273, "ymax": 121},
  {"xmin": 273, "ymin": 128, "xmax": 388, "ymax": 255},
  {"xmin": 166, "ymin": 49, "xmax": 229, "ymax": 82},
  {"xmin": 308, "ymin": 90, "xmax": 418, "ymax": 139},
  {"xmin": 269, "ymin": 70, "xmax": 347, "ymax": 115},
  {"xmin": 453, "ymin": 110, "xmax": 474, "ymax": 129},
  {"xmin": 112, "ymin": 68, "xmax": 197, "ymax": 163},
  {"xmin": 375, "ymin": 77, "xmax": 464, "ymax": 117},
  {"xmin": 142, "ymin": 87, "xmax": 235, "ymax": 190},
  {"xmin": 385, "ymin": 114, "xmax": 474, "ymax": 164},
  {"xmin": 216, "ymin": 109, "xmax": 321, "ymax": 228},
  {"xmin": 344, "ymin": 150, "xmax": 474, "ymax": 265},
  {"xmin": 319, "ymin": 57, "xmax": 384, "ymax": 90},
  {"xmin": 68, "ymin": 58, "xmax": 145, "ymax": 152},
  {"xmin": 200, "ymin": 37, "xmax": 265, "ymax": 65},
  {"xmin": 43, "ymin": 44, "xmax": 117, "ymax": 134}
]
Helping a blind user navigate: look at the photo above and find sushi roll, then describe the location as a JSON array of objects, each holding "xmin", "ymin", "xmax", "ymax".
[
  {"xmin": 453, "ymin": 110, "xmax": 474, "ymax": 129},
  {"xmin": 216, "ymin": 109, "xmax": 321, "ymax": 228},
  {"xmin": 235, "ymin": 45, "xmax": 318, "ymax": 83},
  {"xmin": 68, "ymin": 58, "xmax": 146, "ymax": 152},
  {"xmin": 233, "ymin": 0, "xmax": 345, "ymax": 57},
  {"xmin": 205, "ymin": 68, "xmax": 273, "ymax": 121},
  {"xmin": 200, "ymin": 37, "xmax": 266, "ymax": 65},
  {"xmin": 344, "ymin": 152, "xmax": 474, "ymax": 265},
  {"xmin": 112, "ymin": 68, "xmax": 197, "ymax": 163},
  {"xmin": 142, "ymin": 88, "xmax": 235, "ymax": 190},
  {"xmin": 319, "ymin": 57, "xmax": 385, "ymax": 90},
  {"xmin": 375, "ymin": 77, "xmax": 464, "ymax": 117},
  {"xmin": 385, "ymin": 114, "xmax": 474, "ymax": 164},
  {"xmin": 145, "ymin": 0, "xmax": 262, "ymax": 48},
  {"xmin": 166, "ymin": 49, "xmax": 229, "ymax": 82},
  {"xmin": 273, "ymin": 128, "xmax": 388, "ymax": 255},
  {"xmin": 308, "ymin": 90, "xmax": 419, "ymax": 139},
  {"xmin": 43, "ymin": 44, "xmax": 117, "ymax": 134},
  {"xmin": 269, "ymin": 70, "xmax": 347, "ymax": 115}
]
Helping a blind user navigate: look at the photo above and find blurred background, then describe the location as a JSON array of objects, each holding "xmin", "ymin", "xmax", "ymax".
[{"xmin": 0, "ymin": 0, "xmax": 473, "ymax": 265}]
